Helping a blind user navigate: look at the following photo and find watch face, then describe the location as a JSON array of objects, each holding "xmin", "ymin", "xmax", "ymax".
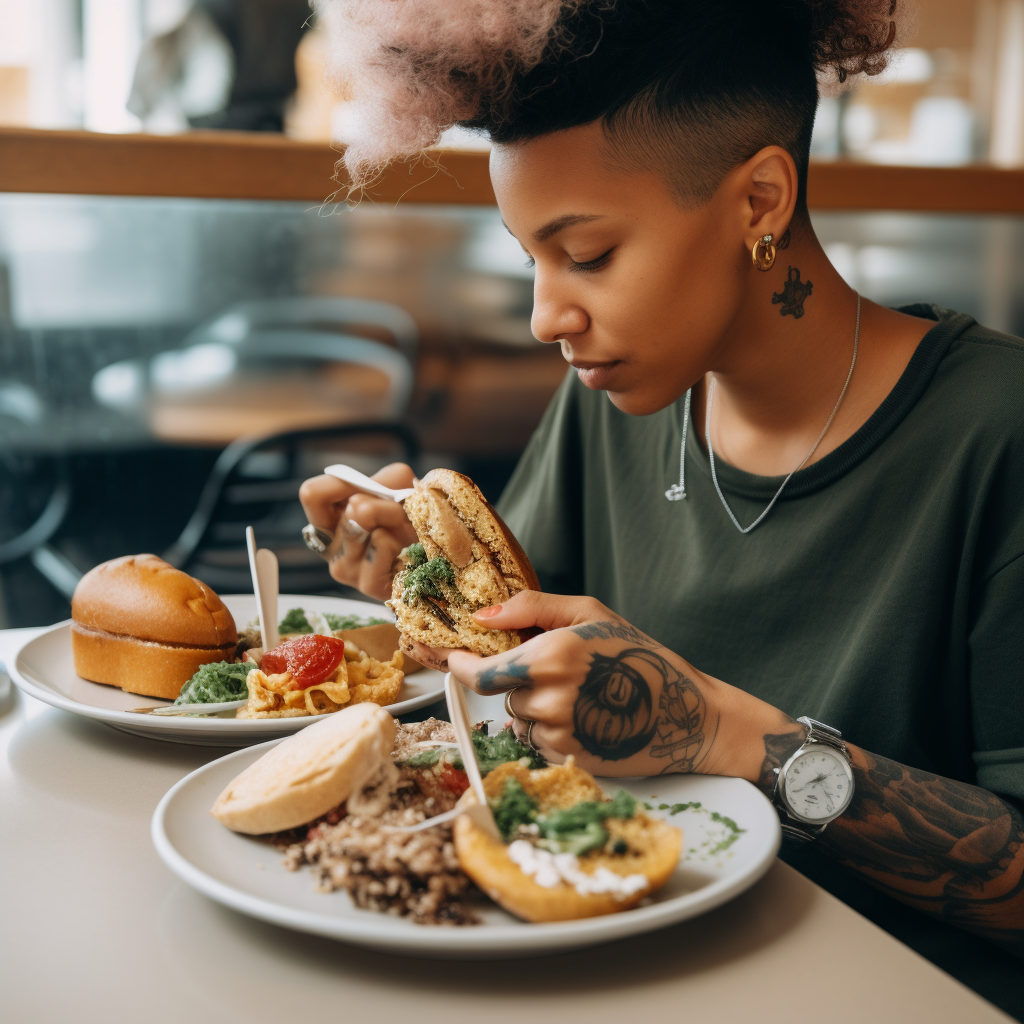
[{"xmin": 781, "ymin": 747, "xmax": 854, "ymax": 823}]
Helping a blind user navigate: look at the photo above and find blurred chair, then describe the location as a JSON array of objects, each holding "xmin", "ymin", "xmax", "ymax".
[
  {"xmin": 0, "ymin": 382, "xmax": 79, "ymax": 602},
  {"xmin": 162, "ymin": 421, "xmax": 418, "ymax": 595},
  {"xmin": 92, "ymin": 296, "xmax": 419, "ymax": 447}
]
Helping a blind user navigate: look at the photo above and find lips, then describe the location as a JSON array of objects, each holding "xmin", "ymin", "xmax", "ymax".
[{"xmin": 570, "ymin": 360, "xmax": 622, "ymax": 390}]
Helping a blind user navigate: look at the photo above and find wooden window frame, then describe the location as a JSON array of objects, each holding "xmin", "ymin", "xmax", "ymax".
[{"xmin": 2, "ymin": 127, "xmax": 1024, "ymax": 213}]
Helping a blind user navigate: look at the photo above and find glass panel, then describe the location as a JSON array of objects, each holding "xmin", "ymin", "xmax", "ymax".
[{"xmin": 1, "ymin": 193, "xmax": 1022, "ymax": 625}]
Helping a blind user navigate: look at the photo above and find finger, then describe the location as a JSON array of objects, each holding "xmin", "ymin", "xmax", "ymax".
[
  {"xmin": 298, "ymin": 474, "xmax": 358, "ymax": 531},
  {"xmin": 447, "ymin": 647, "xmax": 532, "ymax": 694},
  {"xmin": 510, "ymin": 682, "xmax": 575, "ymax": 725},
  {"xmin": 373, "ymin": 462, "xmax": 416, "ymax": 489},
  {"xmin": 472, "ymin": 590, "xmax": 606, "ymax": 633},
  {"xmin": 357, "ymin": 528, "xmax": 404, "ymax": 600},
  {"xmin": 407, "ymin": 640, "xmax": 451, "ymax": 672},
  {"xmin": 346, "ymin": 493, "xmax": 418, "ymax": 543},
  {"xmin": 512, "ymin": 720, "xmax": 570, "ymax": 765}
]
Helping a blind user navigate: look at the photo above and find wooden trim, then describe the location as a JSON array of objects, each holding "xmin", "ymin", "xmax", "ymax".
[
  {"xmin": 0, "ymin": 127, "xmax": 495, "ymax": 205},
  {"xmin": 2, "ymin": 127, "xmax": 1024, "ymax": 214}
]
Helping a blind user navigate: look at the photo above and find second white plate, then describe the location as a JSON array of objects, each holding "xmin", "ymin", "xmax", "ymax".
[
  {"xmin": 153, "ymin": 740, "xmax": 781, "ymax": 959},
  {"xmin": 9, "ymin": 594, "xmax": 446, "ymax": 746}
]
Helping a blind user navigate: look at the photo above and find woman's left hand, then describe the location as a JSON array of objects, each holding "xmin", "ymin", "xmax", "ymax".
[{"xmin": 410, "ymin": 591, "xmax": 787, "ymax": 780}]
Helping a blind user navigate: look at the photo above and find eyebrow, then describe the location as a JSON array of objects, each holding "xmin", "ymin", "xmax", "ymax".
[{"xmin": 532, "ymin": 213, "xmax": 605, "ymax": 244}]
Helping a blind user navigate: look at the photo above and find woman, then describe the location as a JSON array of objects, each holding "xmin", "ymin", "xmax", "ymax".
[{"xmin": 301, "ymin": 0, "xmax": 1024, "ymax": 1011}]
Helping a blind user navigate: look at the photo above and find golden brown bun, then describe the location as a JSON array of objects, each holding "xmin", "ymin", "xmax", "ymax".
[
  {"xmin": 70, "ymin": 554, "xmax": 237, "ymax": 699},
  {"xmin": 70, "ymin": 623, "xmax": 235, "ymax": 700},
  {"xmin": 454, "ymin": 760, "xmax": 682, "ymax": 923},
  {"xmin": 211, "ymin": 703, "xmax": 397, "ymax": 834},
  {"xmin": 387, "ymin": 469, "xmax": 540, "ymax": 657},
  {"xmin": 72, "ymin": 554, "xmax": 237, "ymax": 647}
]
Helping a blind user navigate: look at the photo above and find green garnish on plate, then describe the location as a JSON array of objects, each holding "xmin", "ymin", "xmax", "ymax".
[{"xmin": 174, "ymin": 661, "xmax": 251, "ymax": 705}]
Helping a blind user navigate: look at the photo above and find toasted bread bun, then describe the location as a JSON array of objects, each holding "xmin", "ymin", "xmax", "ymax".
[
  {"xmin": 387, "ymin": 469, "xmax": 540, "ymax": 656},
  {"xmin": 211, "ymin": 703, "xmax": 397, "ymax": 834},
  {"xmin": 454, "ymin": 760, "xmax": 682, "ymax": 923},
  {"xmin": 71, "ymin": 554, "xmax": 237, "ymax": 700}
]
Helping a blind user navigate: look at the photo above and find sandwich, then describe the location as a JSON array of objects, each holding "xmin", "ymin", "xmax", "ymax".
[
  {"xmin": 453, "ymin": 758, "xmax": 682, "ymax": 922},
  {"xmin": 71, "ymin": 554, "xmax": 238, "ymax": 700},
  {"xmin": 387, "ymin": 469, "xmax": 540, "ymax": 656}
]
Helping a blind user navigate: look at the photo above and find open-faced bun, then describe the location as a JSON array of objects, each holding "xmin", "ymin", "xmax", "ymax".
[
  {"xmin": 388, "ymin": 469, "xmax": 540, "ymax": 657},
  {"xmin": 70, "ymin": 554, "xmax": 237, "ymax": 700},
  {"xmin": 211, "ymin": 703, "xmax": 397, "ymax": 834},
  {"xmin": 454, "ymin": 760, "xmax": 682, "ymax": 923}
]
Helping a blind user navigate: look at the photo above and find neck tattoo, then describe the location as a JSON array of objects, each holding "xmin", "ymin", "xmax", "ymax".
[{"xmin": 665, "ymin": 294, "xmax": 861, "ymax": 535}]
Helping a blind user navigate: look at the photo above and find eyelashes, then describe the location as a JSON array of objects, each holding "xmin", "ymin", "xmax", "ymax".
[
  {"xmin": 523, "ymin": 249, "xmax": 615, "ymax": 273},
  {"xmin": 569, "ymin": 248, "xmax": 614, "ymax": 274}
]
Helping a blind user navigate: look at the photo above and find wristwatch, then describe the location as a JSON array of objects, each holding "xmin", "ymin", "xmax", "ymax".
[{"xmin": 771, "ymin": 716, "xmax": 855, "ymax": 841}]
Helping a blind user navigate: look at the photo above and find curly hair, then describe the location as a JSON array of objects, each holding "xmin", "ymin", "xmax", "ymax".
[{"xmin": 315, "ymin": 0, "xmax": 909, "ymax": 199}]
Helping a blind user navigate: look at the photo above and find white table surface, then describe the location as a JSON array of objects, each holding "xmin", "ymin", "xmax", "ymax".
[{"xmin": 0, "ymin": 626, "xmax": 1013, "ymax": 1024}]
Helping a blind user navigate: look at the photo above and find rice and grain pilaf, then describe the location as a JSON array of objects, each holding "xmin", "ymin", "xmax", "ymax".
[{"xmin": 281, "ymin": 719, "xmax": 481, "ymax": 925}]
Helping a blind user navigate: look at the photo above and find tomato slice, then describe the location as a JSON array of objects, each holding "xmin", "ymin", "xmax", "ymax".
[{"xmin": 261, "ymin": 634, "xmax": 346, "ymax": 689}]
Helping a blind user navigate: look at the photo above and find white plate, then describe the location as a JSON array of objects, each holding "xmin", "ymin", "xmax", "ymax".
[
  {"xmin": 8, "ymin": 595, "xmax": 446, "ymax": 746},
  {"xmin": 152, "ymin": 739, "xmax": 781, "ymax": 959}
]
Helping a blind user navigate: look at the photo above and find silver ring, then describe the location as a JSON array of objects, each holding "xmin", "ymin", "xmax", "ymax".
[
  {"xmin": 504, "ymin": 687, "xmax": 521, "ymax": 720},
  {"xmin": 340, "ymin": 518, "xmax": 371, "ymax": 544},
  {"xmin": 302, "ymin": 523, "xmax": 334, "ymax": 558},
  {"xmin": 524, "ymin": 719, "xmax": 538, "ymax": 751}
]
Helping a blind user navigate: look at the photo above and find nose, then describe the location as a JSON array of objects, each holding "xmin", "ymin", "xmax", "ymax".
[{"xmin": 530, "ymin": 270, "xmax": 589, "ymax": 344}]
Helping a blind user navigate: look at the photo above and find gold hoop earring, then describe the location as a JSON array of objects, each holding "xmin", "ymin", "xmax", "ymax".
[{"xmin": 751, "ymin": 234, "xmax": 776, "ymax": 271}]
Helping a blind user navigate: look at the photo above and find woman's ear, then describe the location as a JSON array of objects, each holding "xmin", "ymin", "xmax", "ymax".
[{"xmin": 730, "ymin": 146, "xmax": 800, "ymax": 250}]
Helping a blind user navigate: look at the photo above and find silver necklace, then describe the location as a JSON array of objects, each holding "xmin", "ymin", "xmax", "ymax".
[{"xmin": 665, "ymin": 294, "xmax": 861, "ymax": 534}]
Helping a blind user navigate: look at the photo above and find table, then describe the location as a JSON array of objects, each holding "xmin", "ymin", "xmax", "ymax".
[{"xmin": 0, "ymin": 627, "xmax": 1013, "ymax": 1024}]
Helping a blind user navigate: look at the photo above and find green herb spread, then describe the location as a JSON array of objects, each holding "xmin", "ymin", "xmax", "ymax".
[
  {"xmin": 402, "ymin": 542, "xmax": 427, "ymax": 568},
  {"xmin": 174, "ymin": 661, "xmax": 251, "ymax": 704},
  {"xmin": 398, "ymin": 726, "xmax": 545, "ymax": 774},
  {"xmin": 657, "ymin": 800, "xmax": 746, "ymax": 856},
  {"xmin": 490, "ymin": 777, "xmax": 638, "ymax": 855},
  {"xmin": 277, "ymin": 607, "xmax": 388, "ymax": 634},
  {"xmin": 399, "ymin": 555, "xmax": 463, "ymax": 607}
]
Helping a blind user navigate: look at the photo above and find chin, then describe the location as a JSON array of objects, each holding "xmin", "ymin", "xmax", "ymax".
[{"xmin": 604, "ymin": 388, "xmax": 682, "ymax": 417}]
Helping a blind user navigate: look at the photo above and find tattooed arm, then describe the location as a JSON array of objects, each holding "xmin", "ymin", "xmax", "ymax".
[
  {"xmin": 435, "ymin": 590, "xmax": 1024, "ymax": 954},
  {"xmin": 759, "ymin": 724, "xmax": 1024, "ymax": 956}
]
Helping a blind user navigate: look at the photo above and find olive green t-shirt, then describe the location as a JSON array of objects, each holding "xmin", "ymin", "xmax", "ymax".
[{"xmin": 497, "ymin": 306, "xmax": 1024, "ymax": 1017}]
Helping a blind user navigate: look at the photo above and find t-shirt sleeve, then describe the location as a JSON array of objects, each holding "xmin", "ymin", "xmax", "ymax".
[
  {"xmin": 496, "ymin": 370, "xmax": 585, "ymax": 595},
  {"xmin": 969, "ymin": 552, "xmax": 1024, "ymax": 802}
]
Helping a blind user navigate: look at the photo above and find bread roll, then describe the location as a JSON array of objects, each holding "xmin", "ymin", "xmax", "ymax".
[
  {"xmin": 71, "ymin": 554, "xmax": 237, "ymax": 700},
  {"xmin": 388, "ymin": 469, "xmax": 540, "ymax": 656},
  {"xmin": 454, "ymin": 760, "xmax": 682, "ymax": 922},
  {"xmin": 211, "ymin": 703, "xmax": 397, "ymax": 833}
]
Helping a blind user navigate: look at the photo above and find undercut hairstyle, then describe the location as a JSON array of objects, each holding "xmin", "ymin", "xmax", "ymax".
[{"xmin": 316, "ymin": 0, "xmax": 905, "ymax": 206}]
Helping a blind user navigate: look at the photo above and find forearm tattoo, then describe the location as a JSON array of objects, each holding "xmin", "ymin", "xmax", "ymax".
[
  {"xmin": 571, "ymin": 645, "xmax": 711, "ymax": 773},
  {"xmin": 756, "ymin": 726, "xmax": 1024, "ymax": 952},
  {"xmin": 823, "ymin": 750, "xmax": 1024, "ymax": 953}
]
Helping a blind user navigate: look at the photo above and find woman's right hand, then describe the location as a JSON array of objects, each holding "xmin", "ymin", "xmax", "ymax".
[{"xmin": 298, "ymin": 462, "xmax": 418, "ymax": 601}]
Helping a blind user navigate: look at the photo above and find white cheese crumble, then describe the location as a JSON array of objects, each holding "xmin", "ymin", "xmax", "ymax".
[{"xmin": 507, "ymin": 840, "xmax": 649, "ymax": 900}]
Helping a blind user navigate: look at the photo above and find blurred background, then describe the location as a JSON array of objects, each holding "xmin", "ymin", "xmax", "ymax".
[{"xmin": 0, "ymin": 0, "xmax": 1023, "ymax": 628}]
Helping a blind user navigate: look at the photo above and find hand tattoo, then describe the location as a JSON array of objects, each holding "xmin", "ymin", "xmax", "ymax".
[
  {"xmin": 478, "ymin": 656, "xmax": 532, "ymax": 691},
  {"xmin": 571, "ymin": 620, "xmax": 654, "ymax": 647},
  {"xmin": 772, "ymin": 265, "xmax": 813, "ymax": 318},
  {"xmin": 572, "ymin": 646, "xmax": 711, "ymax": 772}
]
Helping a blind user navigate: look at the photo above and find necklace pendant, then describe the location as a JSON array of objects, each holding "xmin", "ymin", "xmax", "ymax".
[{"xmin": 665, "ymin": 484, "xmax": 686, "ymax": 501}]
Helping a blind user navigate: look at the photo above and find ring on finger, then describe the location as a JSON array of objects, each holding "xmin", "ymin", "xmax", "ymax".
[
  {"xmin": 340, "ymin": 518, "xmax": 371, "ymax": 544},
  {"xmin": 302, "ymin": 523, "xmax": 334, "ymax": 558},
  {"xmin": 504, "ymin": 686, "xmax": 528, "ymax": 721},
  {"xmin": 524, "ymin": 719, "xmax": 539, "ymax": 751}
]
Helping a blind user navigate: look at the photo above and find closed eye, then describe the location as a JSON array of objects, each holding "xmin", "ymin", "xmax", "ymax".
[{"xmin": 569, "ymin": 248, "xmax": 614, "ymax": 274}]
